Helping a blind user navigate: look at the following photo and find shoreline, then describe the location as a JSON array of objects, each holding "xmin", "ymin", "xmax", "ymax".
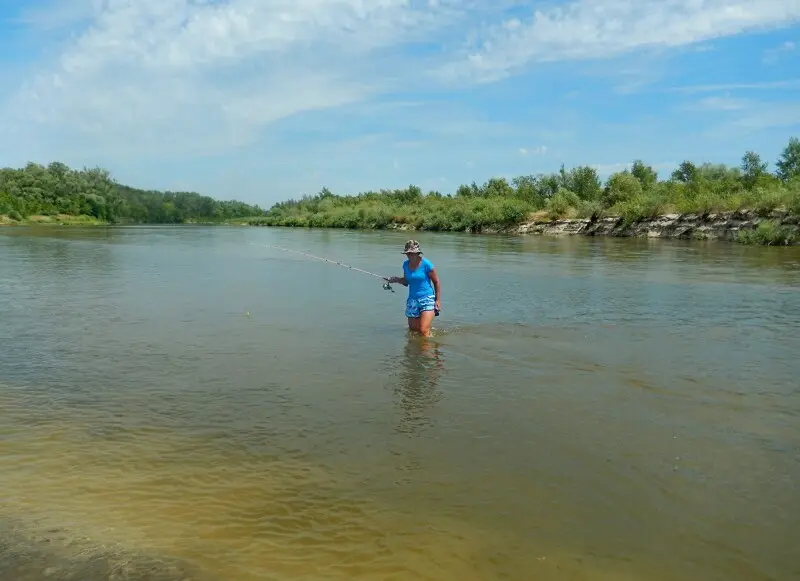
[
  {"xmin": 511, "ymin": 209, "xmax": 798, "ymax": 244},
  {"xmin": 4, "ymin": 210, "xmax": 798, "ymax": 245},
  {"xmin": 243, "ymin": 209, "xmax": 799, "ymax": 245},
  {"xmin": 0, "ymin": 214, "xmax": 234, "ymax": 227},
  {"xmin": 0, "ymin": 214, "xmax": 109, "ymax": 226}
]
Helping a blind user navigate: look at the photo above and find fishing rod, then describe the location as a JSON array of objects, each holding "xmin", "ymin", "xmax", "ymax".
[{"xmin": 249, "ymin": 243, "xmax": 396, "ymax": 292}]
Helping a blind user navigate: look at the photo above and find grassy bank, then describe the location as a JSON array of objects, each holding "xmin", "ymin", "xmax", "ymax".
[
  {"xmin": 0, "ymin": 213, "xmax": 109, "ymax": 226},
  {"xmin": 249, "ymin": 138, "xmax": 800, "ymax": 245}
]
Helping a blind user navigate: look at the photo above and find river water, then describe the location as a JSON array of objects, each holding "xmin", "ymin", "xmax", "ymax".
[{"xmin": 1, "ymin": 225, "xmax": 798, "ymax": 581}]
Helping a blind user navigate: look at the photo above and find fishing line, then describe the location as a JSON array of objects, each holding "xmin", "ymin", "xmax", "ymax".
[{"xmin": 248, "ymin": 242, "xmax": 396, "ymax": 292}]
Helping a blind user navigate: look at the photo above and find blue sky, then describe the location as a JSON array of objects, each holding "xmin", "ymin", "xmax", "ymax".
[{"xmin": 1, "ymin": 0, "xmax": 799, "ymax": 207}]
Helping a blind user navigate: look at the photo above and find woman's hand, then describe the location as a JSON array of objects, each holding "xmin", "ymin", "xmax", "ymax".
[{"xmin": 435, "ymin": 298, "xmax": 441, "ymax": 312}]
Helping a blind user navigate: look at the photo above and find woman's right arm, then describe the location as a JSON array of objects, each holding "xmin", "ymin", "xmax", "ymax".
[{"xmin": 385, "ymin": 275, "xmax": 408, "ymax": 286}]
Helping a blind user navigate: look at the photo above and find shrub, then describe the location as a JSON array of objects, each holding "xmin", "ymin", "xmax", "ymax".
[
  {"xmin": 546, "ymin": 188, "xmax": 580, "ymax": 219},
  {"xmin": 737, "ymin": 220, "xmax": 797, "ymax": 246},
  {"xmin": 602, "ymin": 171, "xmax": 642, "ymax": 207}
]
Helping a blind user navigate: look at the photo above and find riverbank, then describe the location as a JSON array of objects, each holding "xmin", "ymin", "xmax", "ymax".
[
  {"xmin": 245, "ymin": 210, "xmax": 799, "ymax": 245},
  {"xmin": 0, "ymin": 214, "xmax": 243, "ymax": 227},
  {"xmin": 0, "ymin": 213, "xmax": 108, "ymax": 226},
  {"xmin": 4, "ymin": 211, "xmax": 797, "ymax": 245},
  {"xmin": 247, "ymin": 139, "xmax": 800, "ymax": 245},
  {"xmin": 511, "ymin": 209, "xmax": 798, "ymax": 245}
]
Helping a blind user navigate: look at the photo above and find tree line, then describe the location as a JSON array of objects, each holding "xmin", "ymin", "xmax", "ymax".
[
  {"xmin": 3, "ymin": 138, "xmax": 798, "ymax": 234},
  {"xmin": 0, "ymin": 161, "xmax": 264, "ymax": 224},
  {"xmin": 253, "ymin": 137, "xmax": 800, "ymax": 233}
]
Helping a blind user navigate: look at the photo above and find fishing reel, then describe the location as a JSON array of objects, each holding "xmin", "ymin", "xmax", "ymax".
[{"xmin": 382, "ymin": 280, "xmax": 395, "ymax": 293}]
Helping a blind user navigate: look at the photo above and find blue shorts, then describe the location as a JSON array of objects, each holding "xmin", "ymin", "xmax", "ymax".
[{"xmin": 406, "ymin": 295, "xmax": 436, "ymax": 318}]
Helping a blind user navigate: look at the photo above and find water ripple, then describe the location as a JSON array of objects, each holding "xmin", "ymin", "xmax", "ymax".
[{"xmin": 2, "ymin": 227, "xmax": 799, "ymax": 581}]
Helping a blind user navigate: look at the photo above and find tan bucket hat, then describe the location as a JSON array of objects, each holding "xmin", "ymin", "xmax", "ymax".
[{"xmin": 402, "ymin": 240, "xmax": 422, "ymax": 254}]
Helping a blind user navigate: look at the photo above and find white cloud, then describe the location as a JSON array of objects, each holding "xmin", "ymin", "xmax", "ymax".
[
  {"xmin": 590, "ymin": 160, "xmax": 677, "ymax": 178},
  {"xmin": 590, "ymin": 162, "xmax": 631, "ymax": 175},
  {"xmin": 3, "ymin": 0, "xmax": 800, "ymax": 177},
  {"xmin": 763, "ymin": 39, "xmax": 797, "ymax": 64},
  {"xmin": 440, "ymin": 0, "xmax": 800, "ymax": 83},
  {"xmin": 519, "ymin": 146, "xmax": 548, "ymax": 155},
  {"xmin": 687, "ymin": 92, "xmax": 800, "ymax": 139},
  {"xmin": 4, "ymin": 0, "xmax": 480, "ymax": 159},
  {"xmin": 669, "ymin": 79, "xmax": 800, "ymax": 93},
  {"xmin": 695, "ymin": 96, "xmax": 751, "ymax": 111},
  {"xmin": 722, "ymin": 101, "xmax": 800, "ymax": 131}
]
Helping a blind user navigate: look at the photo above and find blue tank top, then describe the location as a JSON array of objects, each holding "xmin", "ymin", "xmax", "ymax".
[{"xmin": 403, "ymin": 257, "xmax": 435, "ymax": 299}]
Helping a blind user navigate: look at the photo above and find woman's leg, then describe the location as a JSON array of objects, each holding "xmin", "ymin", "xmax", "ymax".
[
  {"xmin": 418, "ymin": 310, "xmax": 435, "ymax": 337},
  {"xmin": 405, "ymin": 297, "xmax": 421, "ymax": 332},
  {"xmin": 414, "ymin": 295, "xmax": 437, "ymax": 337}
]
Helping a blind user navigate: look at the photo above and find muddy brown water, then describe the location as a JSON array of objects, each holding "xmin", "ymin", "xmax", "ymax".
[{"xmin": 1, "ymin": 225, "xmax": 799, "ymax": 581}]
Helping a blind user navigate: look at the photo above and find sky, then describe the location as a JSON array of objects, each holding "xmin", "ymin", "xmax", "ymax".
[{"xmin": 1, "ymin": 0, "xmax": 799, "ymax": 207}]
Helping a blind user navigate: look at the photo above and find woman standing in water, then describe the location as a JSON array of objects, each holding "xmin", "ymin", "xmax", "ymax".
[{"xmin": 385, "ymin": 240, "xmax": 441, "ymax": 337}]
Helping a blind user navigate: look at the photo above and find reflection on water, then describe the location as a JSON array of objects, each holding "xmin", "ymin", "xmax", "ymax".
[
  {"xmin": 391, "ymin": 338, "xmax": 445, "ymax": 435},
  {"xmin": 1, "ymin": 225, "xmax": 799, "ymax": 581}
]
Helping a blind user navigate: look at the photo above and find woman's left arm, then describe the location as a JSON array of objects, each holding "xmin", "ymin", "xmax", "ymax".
[{"xmin": 429, "ymin": 268, "xmax": 441, "ymax": 310}]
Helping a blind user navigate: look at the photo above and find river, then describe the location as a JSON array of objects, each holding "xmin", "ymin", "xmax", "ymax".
[{"xmin": 1, "ymin": 225, "xmax": 798, "ymax": 581}]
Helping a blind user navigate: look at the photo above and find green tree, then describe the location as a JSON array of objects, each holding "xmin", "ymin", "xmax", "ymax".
[
  {"xmin": 603, "ymin": 171, "xmax": 643, "ymax": 207},
  {"xmin": 559, "ymin": 165, "xmax": 601, "ymax": 201},
  {"xmin": 0, "ymin": 161, "xmax": 263, "ymax": 223},
  {"xmin": 631, "ymin": 160, "xmax": 658, "ymax": 190},
  {"xmin": 484, "ymin": 177, "xmax": 515, "ymax": 197},
  {"xmin": 671, "ymin": 161, "xmax": 697, "ymax": 183},
  {"xmin": 741, "ymin": 151, "xmax": 767, "ymax": 189},
  {"xmin": 511, "ymin": 175, "xmax": 546, "ymax": 207},
  {"xmin": 776, "ymin": 137, "xmax": 800, "ymax": 181}
]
